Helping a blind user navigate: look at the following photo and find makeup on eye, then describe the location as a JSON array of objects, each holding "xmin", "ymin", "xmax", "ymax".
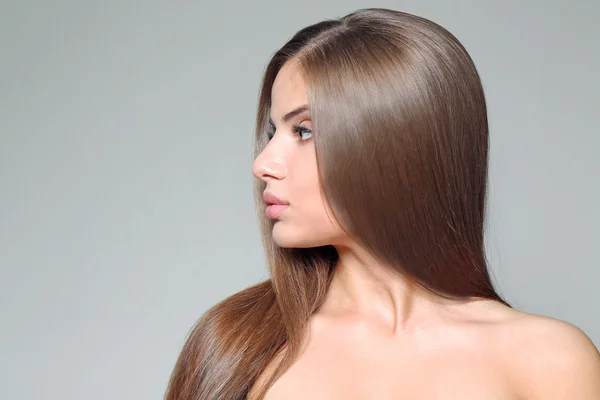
[{"xmin": 266, "ymin": 124, "xmax": 313, "ymax": 142}]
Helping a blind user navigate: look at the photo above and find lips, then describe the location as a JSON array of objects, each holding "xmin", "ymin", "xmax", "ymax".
[
  {"xmin": 265, "ymin": 204, "xmax": 288, "ymax": 219},
  {"xmin": 263, "ymin": 191, "xmax": 289, "ymax": 220},
  {"xmin": 262, "ymin": 191, "xmax": 289, "ymax": 206}
]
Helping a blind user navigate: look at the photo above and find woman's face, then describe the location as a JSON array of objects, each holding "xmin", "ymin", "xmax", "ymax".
[{"xmin": 252, "ymin": 61, "xmax": 343, "ymax": 248}]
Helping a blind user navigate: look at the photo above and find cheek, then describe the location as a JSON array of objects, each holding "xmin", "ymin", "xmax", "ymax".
[
  {"xmin": 301, "ymin": 167, "xmax": 338, "ymax": 227},
  {"xmin": 295, "ymin": 172, "xmax": 330, "ymax": 227}
]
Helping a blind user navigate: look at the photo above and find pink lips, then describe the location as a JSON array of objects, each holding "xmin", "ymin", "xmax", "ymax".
[
  {"xmin": 263, "ymin": 191, "xmax": 289, "ymax": 220},
  {"xmin": 265, "ymin": 204, "xmax": 288, "ymax": 219}
]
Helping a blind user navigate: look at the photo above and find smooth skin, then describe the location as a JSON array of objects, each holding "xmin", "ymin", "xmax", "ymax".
[{"xmin": 249, "ymin": 59, "xmax": 600, "ymax": 399}]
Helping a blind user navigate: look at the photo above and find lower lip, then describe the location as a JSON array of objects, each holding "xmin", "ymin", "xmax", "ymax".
[{"xmin": 266, "ymin": 204, "xmax": 289, "ymax": 219}]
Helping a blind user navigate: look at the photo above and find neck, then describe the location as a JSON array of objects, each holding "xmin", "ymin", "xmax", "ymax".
[{"xmin": 317, "ymin": 243, "xmax": 460, "ymax": 336}]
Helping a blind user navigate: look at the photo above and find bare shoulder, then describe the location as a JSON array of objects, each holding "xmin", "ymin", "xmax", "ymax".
[
  {"xmin": 502, "ymin": 310, "xmax": 600, "ymax": 399},
  {"xmin": 248, "ymin": 345, "xmax": 287, "ymax": 400}
]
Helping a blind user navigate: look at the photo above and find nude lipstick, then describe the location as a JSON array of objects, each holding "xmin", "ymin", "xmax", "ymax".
[{"xmin": 263, "ymin": 191, "xmax": 289, "ymax": 220}]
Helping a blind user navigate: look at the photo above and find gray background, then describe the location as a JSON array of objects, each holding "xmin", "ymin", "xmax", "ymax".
[{"xmin": 1, "ymin": 0, "xmax": 598, "ymax": 399}]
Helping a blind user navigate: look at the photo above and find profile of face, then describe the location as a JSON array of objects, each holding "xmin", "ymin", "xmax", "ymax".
[{"xmin": 252, "ymin": 60, "xmax": 345, "ymax": 249}]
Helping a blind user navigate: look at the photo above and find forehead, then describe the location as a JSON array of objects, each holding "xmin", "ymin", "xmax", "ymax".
[{"xmin": 271, "ymin": 61, "xmax": 308, "ymax": 114}]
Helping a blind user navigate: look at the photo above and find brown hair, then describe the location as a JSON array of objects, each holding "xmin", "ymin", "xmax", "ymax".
[{"xmin": 164, "ymin": 7, "xmax": 510, "ymax": 400}]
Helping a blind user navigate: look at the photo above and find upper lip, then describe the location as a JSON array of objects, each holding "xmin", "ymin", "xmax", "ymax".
[{"xmin": 263, "ymin": 191, "xmax": 289, "ymax": 206}]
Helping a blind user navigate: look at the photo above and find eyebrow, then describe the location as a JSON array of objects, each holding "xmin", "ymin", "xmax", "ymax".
[{"xmin": 268, "ymin": 105, "xmax": 310, "ymax": 126}]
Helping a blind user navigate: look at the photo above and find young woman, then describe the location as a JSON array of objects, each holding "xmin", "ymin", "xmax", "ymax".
[{"xmin": 165, "ymin": 8, "xmax": 600, "ymax": 400}]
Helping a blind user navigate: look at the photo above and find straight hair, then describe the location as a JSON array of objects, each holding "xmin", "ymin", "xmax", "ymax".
[{"xmin": 164, "ymin": 8, "xmax": 510, "ymax": 400}]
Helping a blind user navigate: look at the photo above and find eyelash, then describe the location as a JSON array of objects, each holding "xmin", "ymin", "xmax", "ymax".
[{"xmin": 266, "ymin": 125, "xmax": 313, "ymax": 142}]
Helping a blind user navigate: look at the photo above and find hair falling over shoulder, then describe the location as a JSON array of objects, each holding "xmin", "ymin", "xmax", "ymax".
[{"xmin": 164, "ymin": 8, "xmax": 511, "ymax": 400}]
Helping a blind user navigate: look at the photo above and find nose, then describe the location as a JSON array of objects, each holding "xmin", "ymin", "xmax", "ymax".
[{"xmin": 252, "ymin": 148, "xmax": 287, "ymax": 181}]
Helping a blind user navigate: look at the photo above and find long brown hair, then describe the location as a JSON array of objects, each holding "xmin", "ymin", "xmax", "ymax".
[{"xmin": 164, "ymin": 7, "xmax": 510, "ymax": 400}]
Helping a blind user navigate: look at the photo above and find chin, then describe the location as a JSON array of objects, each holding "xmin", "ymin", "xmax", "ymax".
[
  {"xmin": 271, "ymin": 227, "xmax": 302, "ymax": 248},
  {"xmin": 271, "ymin": 223, "xmax": 327, "ymax": 249}
]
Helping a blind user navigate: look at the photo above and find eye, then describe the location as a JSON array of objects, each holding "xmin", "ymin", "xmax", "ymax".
[
  {"xmin": 265, "ymin": 126, "xmax": 313, "ymax": 142},
  {"xmin": 292, "ymin": 125, "xmax": 313, "ymax": 141}
]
